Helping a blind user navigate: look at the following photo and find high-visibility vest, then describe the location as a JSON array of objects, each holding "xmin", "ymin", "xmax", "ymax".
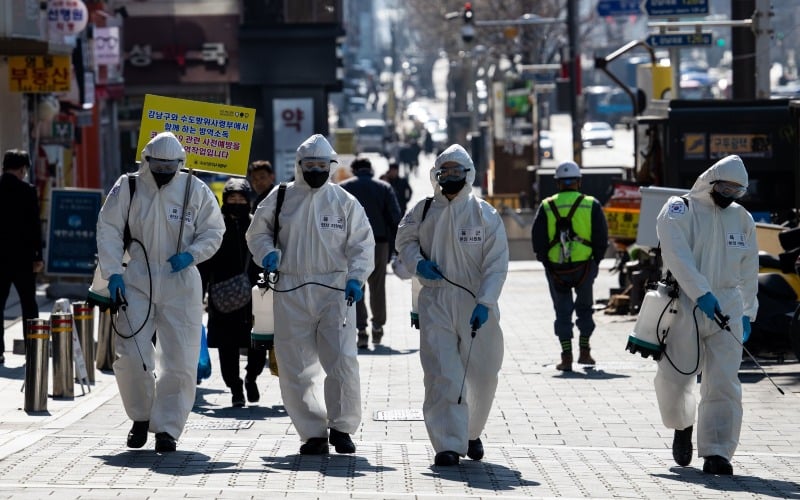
[{"xmin": 543, "ymin": 191, "xmax": 595, "ymax": 263}]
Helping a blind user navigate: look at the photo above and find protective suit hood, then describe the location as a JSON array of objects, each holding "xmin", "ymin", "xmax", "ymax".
[
  {"xmin": 689, "ymin": 154, "xmax": 748, "ymax": 205},
  {"xmin": 294, "ymin": 134, "xmax": 339, "ymax": 189},
  {"xmin": 430, "ymin": 144, "xmax": 476, "ymax": 196}
]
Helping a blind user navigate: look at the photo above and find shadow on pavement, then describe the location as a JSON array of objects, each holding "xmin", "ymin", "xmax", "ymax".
[
  {"xmin": 653, "ymin": 469, "xmax": 800, "ymax": 499},
  {"xmin": 262, "ymin": 453, "xmax": 397, "ymax": 477},
  {"xmin": 423, "ymin": 460, "xmax": 540, "ymax": 491},
  {"xmin": 553, "ymin": 367, "xmax": 630, "ymax": 380},
  {"xmin": 357, "ymin": 345, "xmax": 418, "ymax": 356},
  {"xmin": 0, "ymin": 365, "xmax": 25, "ymax": 380},
  {"xmin": 94, "ymin": 451, "xmax": 259, "ymax": 474},
  {"xmin": 193, "ymin": 387, "xmax": 287, "ymax": 420}
]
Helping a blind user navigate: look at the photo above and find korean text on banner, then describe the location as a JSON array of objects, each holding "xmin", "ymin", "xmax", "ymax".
[
  {"xmin": 137, "ymin": 94, "xmax": 256, "ymax": 177},
  {"xmin": 273, "ymin": 98, "xmax": 314, "ymax": 183}
]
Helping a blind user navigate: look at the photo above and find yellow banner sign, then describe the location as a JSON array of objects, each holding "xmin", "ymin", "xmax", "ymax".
[
  {"xmin": 604, "ymin": 207, "xmax": 640, "ymax": 240},
  {"xmin": 8, "ymin": 55, "xmax": 71, "ymax": 93},
  {"xmin": 137, "ymin": 94, "xmax": 256, "ymax": 176}
]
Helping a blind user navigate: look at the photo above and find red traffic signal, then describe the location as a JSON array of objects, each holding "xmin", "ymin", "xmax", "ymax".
[{"xmin": 463, "ymin": 2, "xmax": 474, "ymax": 23}]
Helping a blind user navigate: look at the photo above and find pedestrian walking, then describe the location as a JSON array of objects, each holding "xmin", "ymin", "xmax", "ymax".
[
  {"xmin": 247, "ymin": 160, "xmax": 275, "ymax": 214},
  {"xmin": 341, "ymin": 157, "xmax": 401, "ymax": 349},
  {"xmin": 0, "ymin": 149, "xmax": 44, "ymax": 365},
  {"xmin": 198, "ymin": 178, "xmax": 265, "ymax": 407},
  {"xmin": 531, "ymin": 161, "xmax": 609, "ymax": 371},
  {"xmin": 246, "ymin": 134, "xmax": 374, "ymax": 455},
  {"xmin": 95, "ymin": 132, "xmax": 224, "ymax": 452},
  {"xmin": 380, "ymin": 161, "xmax": 413, "ymax": 215},
  {"xmin": 395, "ymin": 144, "xmax": 509, "ymax": 466},
  {"xmin": 654, "ymin": 154, "xmax": 758, "ymax": 475}
]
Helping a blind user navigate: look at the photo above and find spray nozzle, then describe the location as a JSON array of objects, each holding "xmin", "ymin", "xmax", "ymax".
[{"xmin": 714, "ymin": 310, "xmax": 731, "ymax": 331}]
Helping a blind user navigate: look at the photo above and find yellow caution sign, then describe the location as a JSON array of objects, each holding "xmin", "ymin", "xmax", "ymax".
[{"xmin": 137, "ymin": 94, "xmax": 256, "ymax": 177}]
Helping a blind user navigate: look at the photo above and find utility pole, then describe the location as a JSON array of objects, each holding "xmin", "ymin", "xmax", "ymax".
[
  {"xmin": 567, "ymin": 0, "xmax": 582, "ymax": 165},
  {"xmin": 732, "ymin": 0, "xmax": 755, "ymax": 99}
]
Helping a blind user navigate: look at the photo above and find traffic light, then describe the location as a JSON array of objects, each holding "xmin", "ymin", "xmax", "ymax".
[
  {"xmin": 461, "ymin": 2, "xmax": 475, "ymax": 43},
  {"xmin": 463, "ymin": 2, "xmax": 474, "ymax": 24}
]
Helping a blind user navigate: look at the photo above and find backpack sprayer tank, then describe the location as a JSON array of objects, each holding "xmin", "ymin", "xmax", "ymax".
[
  {"xmin": 251, "ymin": 276, "xmax": 274, "ymax": 350},
  {"xmin": 626, "ymin": 278, "xmax": 679, "ymax": 360}
]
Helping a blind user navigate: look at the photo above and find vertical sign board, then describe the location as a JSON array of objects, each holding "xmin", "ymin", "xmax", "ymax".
[
  {"xmin": 46, "ymin": 188, "xmax": 103, "ymax": 277},
  {"xmin": 273, "ymin": 98, "xmax": 314, "ymax": 183}
]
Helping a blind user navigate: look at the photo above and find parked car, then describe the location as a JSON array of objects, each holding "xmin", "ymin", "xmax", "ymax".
[
  {"xmin": 581, "ymin": 121, "xmax": 615, "ymax": 148},
  {"xmin": 355, "ymin": 118, "xmax": 388, "ymax": 154}
]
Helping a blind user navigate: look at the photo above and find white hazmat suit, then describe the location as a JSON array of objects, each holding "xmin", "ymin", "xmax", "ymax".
[
  {"xmin": 655, "ymin": 154, "xmax": 758, "ymax": 462},
  {"xmin": 246, "ymin": 134, "xmax": 374, "ymax": 442},
  {"xmin": 395, "ymin": 144, "xmax": 509, "ymax": 457},
  {"xmin": 96, "ymin": 133, "xmax": 224, "ymax": 440}
]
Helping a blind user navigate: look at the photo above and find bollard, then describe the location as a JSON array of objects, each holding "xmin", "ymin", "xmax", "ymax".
[
  {"xmin": 24, "ymin": 318, "xmax": 50, "ymax": 412},
  {"xmin": 50, "ymin": 313, "xmax": 74, "ymax": 399},
  {"xmin": 71, "ymin": 301, "xmax": 95, "ymax": 383},
  {"xmin": 95, "ymin": 309, "xmax": 115, "ymax": 372}
]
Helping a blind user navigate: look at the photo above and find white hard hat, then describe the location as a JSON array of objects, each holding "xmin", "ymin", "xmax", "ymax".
[{"xmin": 554, "ymin": 161, "xmax": 581, "ymax": 179}]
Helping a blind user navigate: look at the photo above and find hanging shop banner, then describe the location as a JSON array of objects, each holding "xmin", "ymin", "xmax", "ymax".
[
  {"xmin": 94, "ymin": 26, "xmax": 120, "ymax": 66},
  {"xmin": 8, "ymin": 55, "xmax": 71, "ymax": 93},
  {"xmin": 45, "ymin": 188, "xmax": 103, "ymax": 277},
  {"xmin": 137, "ymin": 94, "xmax": 256, "ymax": 176},
  {"xmin": 272, "ymin": 98, "xmax": 314, "ymax": 182},
  {"xmin": 47, "ymin": 0, "xmax": 89, "ymax": 36}
]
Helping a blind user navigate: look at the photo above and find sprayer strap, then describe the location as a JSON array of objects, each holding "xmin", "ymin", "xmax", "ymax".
[
  {"xmin": 546, "ymin": 195, "xmax": 591, "ymax": 250},
  {"xmin": 123, "ymin": 175, "xmax": 137, "ymax": 251},
  {"xmin": 272, "ymin": 182, "xmax": 288, "ymax": 247}
]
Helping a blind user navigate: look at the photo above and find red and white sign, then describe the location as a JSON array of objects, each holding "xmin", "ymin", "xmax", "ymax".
[{"xmin": 47, "ymin": 0, "xmax": 88, "ymax": 36}]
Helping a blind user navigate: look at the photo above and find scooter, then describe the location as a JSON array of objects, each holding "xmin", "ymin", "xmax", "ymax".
[{"xmin": 748, "ymin": 226, "xmax": 800, "ymax": 363}]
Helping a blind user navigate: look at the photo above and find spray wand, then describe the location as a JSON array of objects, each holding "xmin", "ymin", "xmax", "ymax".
[
  {"xmin": 457, "ymin": 319, "xmax": 480, "ymax": 404},
  {"xmin": 714, "ymin": 310, "xmax": 784, "ymax": 395}
]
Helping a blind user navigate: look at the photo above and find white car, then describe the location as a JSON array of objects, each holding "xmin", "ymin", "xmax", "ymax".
[{"xmin": 581, "ymin": 121, "xmax": 615, "ymax": 148}]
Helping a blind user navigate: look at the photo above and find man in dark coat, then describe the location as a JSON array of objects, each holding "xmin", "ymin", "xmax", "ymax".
[
  {"xmin": 341, "ymin": 157, "xmax": 402, "ymax": 348},
  {"xmin": 0, "ymin": 149, "xmax": 43, "ymax": 365}
]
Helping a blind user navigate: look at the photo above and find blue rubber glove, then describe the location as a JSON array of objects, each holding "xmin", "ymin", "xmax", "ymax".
[
  {"xmin": 167, "ymin": 252, "xmax": 194, "ymax": 273},
  {"xmin": 345, "ymin": 279, "xmax": 363, "ymax": 303},
  {"xmin": 742, "ymin": 316, "xmax": 751, "ymax": 343},
  {"xmin": 262, "ymin": 251, "xmax": 279, "ymax": 272},
  {"xmin": 470, "ymin": 304, "xmax": 489, "ymax": 329},
  {"xmin": 416, "ymin": 260, "xmax": 442, "ymax": 280},
  {"xmin": 108, "ymin": 274, "xmax": 125, "ymax": 302},
  {"xmin": 696, "ymin": 292, "xmax": 720, "ymax": 320}
]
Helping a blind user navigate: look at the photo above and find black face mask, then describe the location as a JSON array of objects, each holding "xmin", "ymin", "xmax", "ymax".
[
  {"xmin": 152, "ymin": 171, "xmax": 176, "ymax": 187},
  {"xmin": 439, "ymin": 178, "xmax": 466, "ymax": 195},
  {"xmin": 222, "ymin": 204, "xmax": 250, "ymax": 219},
  {"xmin": 303, "ymin": 170, "xmax": 329, "ymax": 188},
  {"xmin": 710, "ymin": 190, "xmax": 735, "ymax": 209}
]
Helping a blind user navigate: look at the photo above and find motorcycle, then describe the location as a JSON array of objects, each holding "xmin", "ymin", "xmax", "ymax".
[{"xmin": 748, "ymin": 225, "xmax": 800, "ymax": 363}]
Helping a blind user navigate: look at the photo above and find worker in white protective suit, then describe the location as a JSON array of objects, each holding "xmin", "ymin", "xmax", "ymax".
[
  {"xmin": 395, "ymin": 144, "xmax": 509, "ymax": 467},
  {"xmin": 96, "ymin": 132, "xmax": 224, "ymax": 453},
  {"xmin": 246, "ymin": 134, "xmax": 374, "ymax": 455},
  {"xmin": 655, "ymin": 154, "xmax": 758, "ymax": 475}
]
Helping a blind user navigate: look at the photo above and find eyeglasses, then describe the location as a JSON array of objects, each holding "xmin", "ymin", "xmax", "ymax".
[
  {"xmin": 713, "ymin": 181, "xmax": 747, "ymax": 199},
  {"xmin": 435, "ymin": 164, "xmax": 469, "ymax": 181},
  {"xmin": 146, "ymin": 156, "xmax": 182, "ymax": 173}
]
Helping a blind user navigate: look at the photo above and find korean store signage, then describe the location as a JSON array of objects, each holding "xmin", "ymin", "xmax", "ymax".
[
  {"xmin": 8, "ymin": 55, "xmax": 71, "ymax": 93},
  {"xmin": 137, "ymin": 94, "xmax": 256, "ymax": 176},
  {"xmin": 47, "ymin": 0, "xmax": 89, "ymax": 36},
  {"xmin": 273, "ymin": 98, "xmax": 314, "ymax": 182}
]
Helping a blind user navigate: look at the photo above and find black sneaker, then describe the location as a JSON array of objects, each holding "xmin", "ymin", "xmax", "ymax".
[
  {"xmin": 126, "ymin": 420, "xmax": 149, "ymax": 448},
  {"xmin": 329, "ymin": 428, "xmax": 356, "ymax": 454},
  {"xmin": 244, "ymin": 378, "xmax": 260, "ymax": 403},
  {"xmin": 434, "ymin": 451, "xmax": 460, "ymax": 466},
  {"xmin": 299, "ymin": 437, "xmax": 329, "ymax": 455},
  {"xmin": 371, "ymin": 327, "xmax": 383, "ymax": 344},
  {"xmin": 357, "ymin": 331, "xmax": 369, "ymax": 349},
  {"xmin": 672, "ymin": 426, "xmax": 693, "ymax": 466},
  {"xmin": 703, "ymin": 455, "xmax": 733, "ymax": 475},
  {"xmin": 232, "ymin": 392, "xmax": 245, "ymax": 408},
  {"xmin": 467, "ymin": 438, "xmax": 484, "ymax": 460},
  {"xmin": 154, "ymin": 432, "xmax": 177, "ymax": 452}
]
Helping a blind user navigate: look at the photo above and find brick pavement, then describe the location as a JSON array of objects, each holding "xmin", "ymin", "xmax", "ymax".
[{"xmin": 0, "ymin": 261, "xmax": 798, "ymax": 499}]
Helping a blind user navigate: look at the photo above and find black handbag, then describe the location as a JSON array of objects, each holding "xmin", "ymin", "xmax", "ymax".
[{"xmin": 209, "ymin": 271, "xmax": 251, "ymax": 313}]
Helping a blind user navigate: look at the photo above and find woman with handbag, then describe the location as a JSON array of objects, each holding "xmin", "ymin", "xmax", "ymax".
[{"xmin": 199, "ymin": 178, "xmax": 266, "ymax": 407}]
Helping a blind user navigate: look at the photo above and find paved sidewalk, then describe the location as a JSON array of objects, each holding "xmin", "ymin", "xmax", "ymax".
[{"xmin": 0, "ymin": 261, "xmax": 798, "ymax": 499}]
